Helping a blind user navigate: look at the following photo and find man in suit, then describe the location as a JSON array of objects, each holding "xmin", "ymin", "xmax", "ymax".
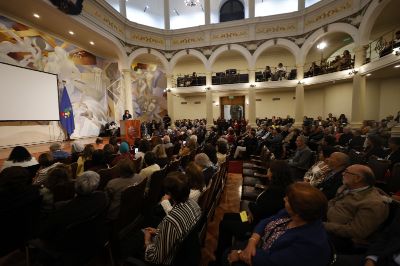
[{"xmin": 317, "ymin": 152, "xmax": 350, "ymax": 200}]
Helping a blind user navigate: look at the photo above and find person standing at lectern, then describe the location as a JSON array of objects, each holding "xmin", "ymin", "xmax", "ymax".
[{"xmin": 122, "ymin": 110, "xmax": 132, "ymax": 120}]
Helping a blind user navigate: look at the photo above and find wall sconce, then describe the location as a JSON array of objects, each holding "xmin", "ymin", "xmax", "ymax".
[
  {"xmin": 166, "ymin": 88, "xmax": 171, "ymax": 92},
  {"xmin": 297, "ymin": 80, "xmax": 303, "ymax": 85},
  {"xmin": 250, "ymin": 84, "xmax": 256, "ymax": 88},
  {"xmin": 349, "ymin": 69, "xmax": 358, "ymax": 75},
  {"xmin": 393, "ymin": 47, "xmax": 400, "ymax": 56},
  {"xmin": 205, "ymin": 87, "xmax": 211, "ymax": 91}
]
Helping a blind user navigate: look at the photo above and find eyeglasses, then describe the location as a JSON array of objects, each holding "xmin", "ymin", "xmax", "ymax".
[{"xmin": 343, "ymin": 170, "xmax": 359, "ymax": 177}]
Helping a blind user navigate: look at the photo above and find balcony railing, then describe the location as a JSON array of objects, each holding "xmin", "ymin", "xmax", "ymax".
[
  {"xmin": 212, "ymin": 69, "xmax": 249, "ymax": 85},
  {"xmin": 367, "ymin": 29, "xmax": 400, "ymax": 63},
  {"xmin": 176, "ymin": 73, "xmax": 206, "ymax": 87},
  {"xmin": 303, "ymin": 53, "xmax": 354, "ymax": 78},
  {"xmin": 255, "ymin": 65, "xmax": 297, "ymax": 82}
]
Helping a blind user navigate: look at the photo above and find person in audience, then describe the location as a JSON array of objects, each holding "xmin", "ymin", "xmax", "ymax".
[
  {"xmin": 234, "ymin": 129, "xmax": 257, "ymax": 159},
  {"xmin": 386, "ymin": 137, "xmax": 400, "ymax": 170},
  {"xmin": 194, "ymin": 153, "xmax": 217, "ymax": 186},
  {"xmin": 106, "ymin": 159, "xmax": 141, "ymax": 220},
  {"xmin": 109, "ymin": 136, "xmax": 120, "ymax": 153},
  {"xmin": 178, "ymin": 136, "xmax": 197, "ymax": 157},
  {"xmin": 338, "ymin": 114, "xmax": 348, "ymax": 125},
  {"xmin": 135, "ymin": 139, "xmax": 150, "ymax": 162},
  {"xmin": 160, "ymin": 162, "xmax": 205, "ymax": 214},
  {"xmin": 0, "ymin": 166, "xmax": 42, "ymax": 257},
  {"xmin": 338, "ymin": 126, "xmax": 353, "ymax": 147},
  {"xmin": 324, "ymin": 164, "xmax": 389, "ymax": 253},
  {"xmin": 39, "ymin": 171, "xmax": 108, "ymax": 265},
  {"xmin": 263, "ymin": 65, "xmax": 272, "ymax": 81},
  {"xmin": 203, "ymin": 143, "xmax": 218, "ymax": 165},
  {"xmin": 111, "ymin": 141, "xmax": 134, "ymax": 166},
  {"xmin": 153, "ymin": 144, "xmax": 169, "ymax": 168},
  {"xmin": 225, "ymin": 127, "xmax": 237, "ymax": 145},
  {"xmin": 162, "ymin": 135, "xmax": 174, "ymax": 149},
  {"xmin": 213, "ymin": 160, "xmax": 293, "ymax": 264},
  {"xmin": 288, "ymin": 135, "xmax": 313, "ymax": 169},
  {"xmin": 76, "ymin": 144, "xmax": 95, "ymax": 176},
  {"xmin": 305, "ymin": 62, "xmax": 322, "ymax": 77},
  {"xmin": 33, "ymin": 153, "xmax": 63, "ymax": 185},
  {"xmin": 364, "ymin": 134, "xmax": 386, "ymax": 159},
  {"xmin": 334, "ymin": 208, "xmax": 400, "ymax": 266},
  {"xmin": 304, "ymin": 146, "xmax": 337, "ymax": 186},
  {"xmin": 317, "ymin": 152, "xmax": 350, "ymax": 200},
  {"xmin": 124, "ymin": 172, "xmax": 202, "ymax": 265},
  {"xmin": 273, "ymin": 63, "xmax": 287, "ymax": 81},
  {"xmin": 86, "ymin": 149, "xmax": 108, "ymax": 172},
  {"xmin": 349, "ymin": 129, "xmax": 365, "ymax": 151},
  {"xmin": 103, "ymin": 143, "xmax": 116, "ymax": 166},
  {"xmin": 40, "ymin": 164, "xmax": 74, "ymax": 211},
  {"xmin": 70, "ymin": 141, "xmax": 84, "ymax": 162},
  {"xmin": 95, "ymin": 137, "xmax": 104, "ymax": 150},
  {"xmin": 1, "ymin": 145, "xmax": 38, "ymax": 171},
  {"xmin": 139, "ymin": 151, "xmax": 161, "ymax": 181},
  {"xmin": 49, "ymin": 142, "xmax": 70, "ymax": 160},
  {"xmin": 216, "ymin": 140, "xmax": 228, "ymax": 166},
  {"xmin": 223, "ymin": 182, "xmax": 330, "ymax": 266}
]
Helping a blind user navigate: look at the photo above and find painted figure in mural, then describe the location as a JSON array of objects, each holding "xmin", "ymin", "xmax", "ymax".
[{"xmin": 0, "ymin": 23, "xmax": 42, "ymax": 68}]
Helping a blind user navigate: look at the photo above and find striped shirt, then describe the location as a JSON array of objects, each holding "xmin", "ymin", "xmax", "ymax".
[{"xmin": 145, "ymin": 199, "xmax": 202, "ymax": 265}]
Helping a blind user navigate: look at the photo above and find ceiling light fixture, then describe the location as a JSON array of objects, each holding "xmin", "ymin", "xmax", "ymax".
[
  {"xmin": 366, "ymin": 73, "xmax": 371, "ymax": 76},
  {"xmin": 33, "ymin": 13, "xmax": 40, "ymax": 18},
  {"xmin": 395, "ymin": 65, "xmax": 400, "ymax": 68},
  {"xmin": 184, "ymin": 0, "xmax": 200, "ymax": 7},
  {"xmin": 89, "ymin": 41, "xmax": 95, "ymax": 45},
  {"xmin": 317, "ymin": 41, "xmax": 327, "ymax": 50},
  {"xmin": 68, "ymin": 31, "xmax": 74, "ymax": 35}
]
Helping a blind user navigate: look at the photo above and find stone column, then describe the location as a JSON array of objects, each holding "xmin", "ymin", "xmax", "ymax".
[
  {"xmin": 350, "ymin": 45, "xmax": 368, "ymax": 128},
  {"xmin": 248, "ymin": 69, "xmax": 256, "ymax": 127},
  {"xmin": 294, "ymin": 65, "xmax": 304, "ymax": 127},
  {"xmin": 122, "ymin": 69, "xmax": 133, "ymax": 115},
  {"xmin": 248, "ymin": 0, "xmax": 255, "ymax": 18},
  {"xmin": 166, "ymin": 74, "xmax": 174, "ymax": 123},
  {"xmin": 204, "ymin": 0, "xmax": 211, "ymax": 25},
  {"xmin": 206, "ymin": 88, "xmax": 213, "ymax": 128},
  {"xmin": 298, "ymin": 0, "xmax": 305, "ymax": 10},
  {"xmin": 164, "ymin": 0, "xmax": 170, "ymax": 30},
  {"xmin": 119, "ymin": 0, "xmax": 126, "ymax": 17}
]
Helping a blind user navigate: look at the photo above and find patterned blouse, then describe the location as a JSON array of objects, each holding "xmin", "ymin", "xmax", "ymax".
[
  {"xmin": 261, "ymin": 217, "xmax": 291, "ymax": 251},
  {"xmin": 303, "ymin": 161, "xmax": 331, "ymax": 187}
]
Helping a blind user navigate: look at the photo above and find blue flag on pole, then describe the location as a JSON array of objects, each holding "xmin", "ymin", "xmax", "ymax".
[{"xmin": 60, "ymin": 86, "xmax": 75, "ymax": 135}]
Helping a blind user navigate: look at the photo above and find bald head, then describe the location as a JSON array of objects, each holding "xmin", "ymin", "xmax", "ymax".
[
  {"xmin": 327, "ymin": 152, "xmax": 350, "ymax": 170},
  {"xmin": 342, "ymin": 164, "xmax": 375, "ymax": 188}
]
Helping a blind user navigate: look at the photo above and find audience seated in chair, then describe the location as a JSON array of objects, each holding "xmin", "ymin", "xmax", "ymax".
[
  {"xmin": 272, "ymin": 63, "xmax": 287, "ymax": 81},
  {"xmin": 33, "ymin": 153, "xmax": 63, "ymax": 185},
  {"xmin": 70, "ymin": 141, "xmax": 84, "ymax": 163},
  {"xmin": 316, "ymin": 152, "xmax": 350, "ymax": 200},
  {"xmin": 304, "ymin": 146, "xmax": 337, "ymax": 187},
  {"xmin": 194, "ymin": 153, "xmax": 217, "ymax": 186},
  {"xmin": 106, "ymin": 159, "xmax": 142, "ymax": 220},
  {"xmin": 220, "ymin": 182, "xmax": 331, "ymax": 266},
  {"xmin": 121, "ymin": 172, "xmax": 202, "ymax": 265},
  {"xmin": 112, "ymin": 142, "xmax": 135, "ymax": 166},
  {"xmin": 324, "ymin": 164, "xmax": 389, "ymax": 253},
  {"xmin": 76, "ymin": 144, "xmax": 95, "ymax": 176},
  {"xmin": 49, "ymin": 142, "xmax": 70, "ymax": 160},
  {"xmin": 1, "ymin": 145, "xmax": 39, "ymax": 171},
  {"xmin": 288, "ymin": 135, "xmax": 313, "ymax": 170}
]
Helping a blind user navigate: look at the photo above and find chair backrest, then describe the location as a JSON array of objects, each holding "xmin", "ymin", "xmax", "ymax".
[
  {"xmin": 368, "ymin": 157, "xmax": 391, "ymax": 182},
  {"xmin": 144, "ymin": 167, "xmax": 168, "ymax": 210},
  {"xmin": 171, "ymin": 217, "xmax": 203, "ymax": 266},
  {"xmin": 117, "ymin": 179, "xmax": 147, "ymax": 230},
  {"xmin": 387, "ymin": 162, "xmax": 400, "ymax": 193},
  {"xmin": 25, "ymin": 164, "xmax": 40, "ymax": 179},
  {"xmin": 69, "ymin": 162, "xmax": 78, "ymax": 179},
  {"xmin": 97, "ymin": 164, "xmax": 121, "ymax": 190}
]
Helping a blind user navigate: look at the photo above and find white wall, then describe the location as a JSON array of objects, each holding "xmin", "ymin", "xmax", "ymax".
[
  {"xmin": 323, "ymin": 81, "xmax": 353, "ymax": 119},
  {"xmin": 379, "ymin": 77, "xmax": 400, "ymax": 119},
  {"xmin": 305, "ymin": 87, "xmax": 324, "ymax": 118},
  {"xmin": 173, "ymin": 94, "xmax": 206, "ymax": 120},
  {"xmin": 365, "ymin": 79, "xmax": 380, "ymax": 120},
  {"xmin": 255, "ymin": 50, "xmax": 296, "ymax": 71},
  {"xmin": 255, "ymin": 90, "xmax": 296, "ymax": 118}
]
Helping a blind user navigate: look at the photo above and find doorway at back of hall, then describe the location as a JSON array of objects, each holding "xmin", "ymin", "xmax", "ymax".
[{"xmin": 219, "ymin": 95, "xmax": 245, "ymax": 121}]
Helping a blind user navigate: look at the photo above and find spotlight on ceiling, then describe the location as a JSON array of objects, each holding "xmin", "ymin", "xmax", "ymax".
[
  {"xmin": 317, "ymin": 41, "xmax": 327, "ymax": 50},
  {"xmin": 33, "ymin": 13, "xmax": 40, "ymax": 18}
]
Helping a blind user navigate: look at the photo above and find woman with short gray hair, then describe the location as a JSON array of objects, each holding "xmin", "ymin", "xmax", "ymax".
[{"xmin": 75, "ymin": 171, "xmax": 100, "ymax": 195}]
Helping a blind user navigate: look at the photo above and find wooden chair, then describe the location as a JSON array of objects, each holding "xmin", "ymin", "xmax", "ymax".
[
  {"xmin": 97, "ymin": 164, "xmax": 121, "ymax": 190},
  {"xmin": 114, "ymin": 179, "xmax": 147, "ymax": 232}
]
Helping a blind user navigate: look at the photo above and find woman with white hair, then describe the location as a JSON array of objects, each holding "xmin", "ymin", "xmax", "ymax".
[{"xmin": 194, "ymin": 153, "xmax": 217, "ymax": 186}]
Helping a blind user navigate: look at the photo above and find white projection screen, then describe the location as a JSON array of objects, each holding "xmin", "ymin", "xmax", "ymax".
[{"xmin": 0, "ymin": 62, "xmax": 60, "ymax": 121}]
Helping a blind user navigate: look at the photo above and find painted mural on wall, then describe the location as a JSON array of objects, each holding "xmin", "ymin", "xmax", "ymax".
[
  {"xmin": 0, "ymin": 16, "xmax": 120, "ymax": 138},
  {"xmin": 131, "ymin": 62, "xmax": 167, "ymax": 122}
]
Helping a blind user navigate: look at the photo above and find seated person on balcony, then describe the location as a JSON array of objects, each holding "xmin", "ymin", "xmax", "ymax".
[
  {"xmin": 380, "ymin": 30, "xmax": 400, "ymax": 57},
  {"xmin": 263, "ymin": 66, "xmax": 272, "ymax": 81},
  {"xmin": 184, "ymin": 74, "xmax": 191, "ymax": 86},
  {"xmin": 305, "ymin": 62, "xmax": 322, "ymax": 77},
  {"xmin": 332, "ymin": 50, "xmax": 352, "ymax": 71},
  {"xmin": 273, "ymin": 63, "xmax": 286, "ymax": 80}
]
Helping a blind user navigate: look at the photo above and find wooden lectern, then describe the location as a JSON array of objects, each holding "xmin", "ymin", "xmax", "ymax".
[{"xmin": 120, "ymin": 120, "xmax": 141, "ymax": 145}]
